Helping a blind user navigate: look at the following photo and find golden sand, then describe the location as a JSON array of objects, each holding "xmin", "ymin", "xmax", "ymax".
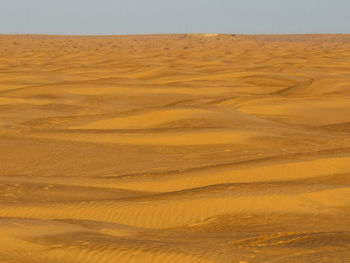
[{"xmin": 1, "ymin": 34, "xmax": 350, "ymax": 262}]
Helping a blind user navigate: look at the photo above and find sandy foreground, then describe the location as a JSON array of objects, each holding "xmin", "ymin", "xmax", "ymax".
[{"xmin": 0, "ymin": 34, "xmax": 350, "ymax": 262}]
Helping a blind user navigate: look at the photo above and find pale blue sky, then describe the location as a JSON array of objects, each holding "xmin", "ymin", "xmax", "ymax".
[{"xmin": 1, "ymin": 0, "xmax": 349, "ymax": 35}]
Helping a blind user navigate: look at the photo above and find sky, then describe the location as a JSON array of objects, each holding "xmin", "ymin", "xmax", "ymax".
[{"xmin": 1, "ymin": 0, "xmax": 350, "ymax": 35}]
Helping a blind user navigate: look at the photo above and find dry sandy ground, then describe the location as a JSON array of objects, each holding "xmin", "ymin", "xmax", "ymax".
[{"xmin": 1, "ymin": 34, "xmax": 350, "ymax": 263}]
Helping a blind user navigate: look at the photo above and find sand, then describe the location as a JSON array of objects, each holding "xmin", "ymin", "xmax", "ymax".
[{"xmin": 0, "ymin": 34, "xmax": 350, "ymax": 262}]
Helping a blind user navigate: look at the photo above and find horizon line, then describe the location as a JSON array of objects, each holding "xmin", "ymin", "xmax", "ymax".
[{"xmin": 0, "ymin": 32, "xmax": 348, "ymax": 37}]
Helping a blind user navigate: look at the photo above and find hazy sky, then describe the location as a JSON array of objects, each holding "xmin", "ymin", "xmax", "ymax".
[{"xmin": 1, "ymin": 0, "xmax": 350, "ymax": 35}]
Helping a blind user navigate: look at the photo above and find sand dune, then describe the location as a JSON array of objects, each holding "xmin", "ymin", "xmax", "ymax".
[{"xmin": 1, "ymin": 34, "xmax": 350, "ymax": 262}]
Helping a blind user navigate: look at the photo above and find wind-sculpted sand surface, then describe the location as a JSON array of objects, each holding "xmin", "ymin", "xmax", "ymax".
[{"xmin": 1, "ymin": 34, "xmax": 350, "ymax": 262}]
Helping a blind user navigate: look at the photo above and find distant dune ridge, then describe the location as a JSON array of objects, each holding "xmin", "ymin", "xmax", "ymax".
[{"xmin": 1, "ymin": 34, "xmax": 350, "ymax": 262}]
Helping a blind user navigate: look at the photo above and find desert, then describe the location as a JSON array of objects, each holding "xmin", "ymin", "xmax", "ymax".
[{"xmin": 1, "ymin": 34, "xmax": 350, "ymax": 262}]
